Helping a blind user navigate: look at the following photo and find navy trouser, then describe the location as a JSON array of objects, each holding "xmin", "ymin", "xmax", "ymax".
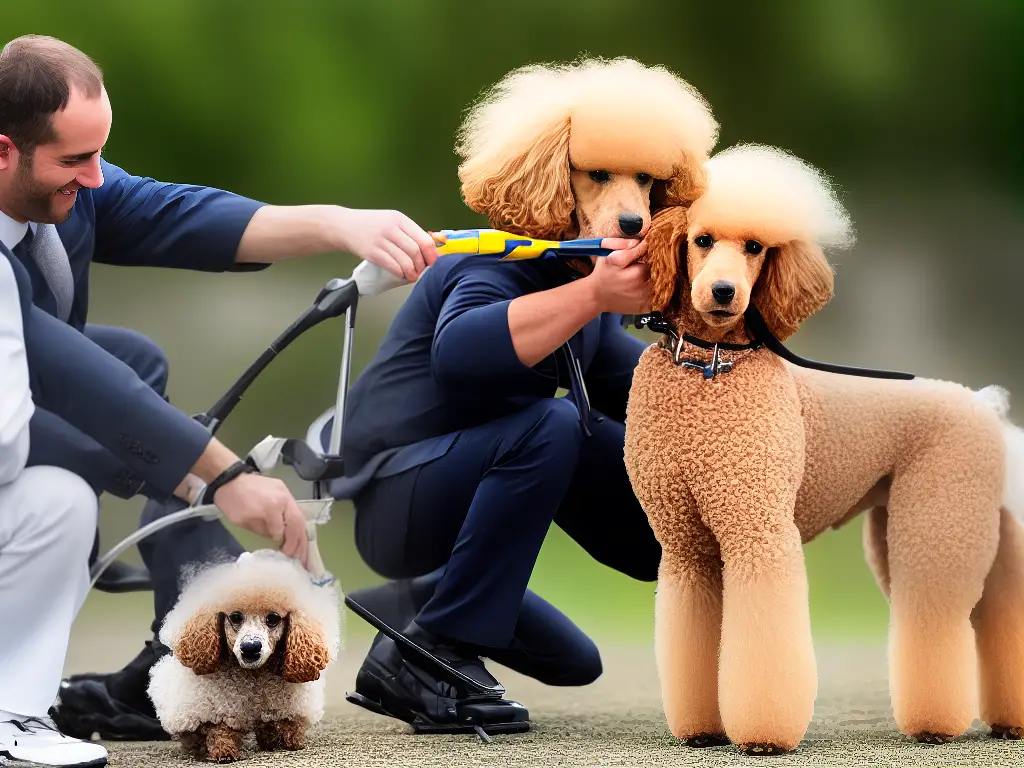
[
  {"xmin": 353, "ymin": 398, "xmax": 660, "ymax": 685},
  {"xmin": 28, "ymin": 325, "xmax": 245, "ymax": 631}
]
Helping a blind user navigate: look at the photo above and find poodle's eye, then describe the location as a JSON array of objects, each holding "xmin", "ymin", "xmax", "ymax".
[
  {"xmin": 694, "ymin": 234, "xmax": 714, "ymax": 248},
  {"xmin": 635, "ymin": 173, "xmax": 652, "ymax": 186},
  {"xmin": 745, "ymin": 240, "xmax": 764, "ymax": 255},
  {"xmin": 266, "ymin": 612, "xmax": 282, "ymax": 628},
  {"xmin": 588, "ymin": 170, "xmax": 611, "ymax": 184},
  {"xmin": 228, "ymin": 611, "xmax": 244, "ymax": 625}
]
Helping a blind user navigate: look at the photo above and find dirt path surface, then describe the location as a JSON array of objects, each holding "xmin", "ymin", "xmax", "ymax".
[{"xmin": 64, "ymin": 628, "xmax": 1022, "ymax": 768}]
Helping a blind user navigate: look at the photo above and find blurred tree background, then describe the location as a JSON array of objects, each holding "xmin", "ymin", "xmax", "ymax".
[{"xmin": 8, "ymin": 0, "xmax": 1023, "ymax": 647}]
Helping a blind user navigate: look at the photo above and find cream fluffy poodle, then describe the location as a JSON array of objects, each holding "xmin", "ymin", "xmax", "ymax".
[
  {"xmin": 147, "ymin": 551, "xmax": 342, "ymax": 762},
  {"xmin": 624, "ymin": 144, "xmax": 1024, "ymax": 754}
]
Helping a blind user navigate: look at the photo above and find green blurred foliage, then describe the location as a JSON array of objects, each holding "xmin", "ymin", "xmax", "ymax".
[{"xmin": 7, "ymin": 0, "xmax": 1023, "ymax": 644}]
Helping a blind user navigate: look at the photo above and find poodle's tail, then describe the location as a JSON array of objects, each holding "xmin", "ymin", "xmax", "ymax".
[{"xmin": 974, "ymin": 385, "xmax": 1024, "ymax": 524}]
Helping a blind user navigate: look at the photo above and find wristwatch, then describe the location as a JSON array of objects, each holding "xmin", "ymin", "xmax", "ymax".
[{"xmin": 200, "ymin": 460, "xmax": 258, "ymax": 506}]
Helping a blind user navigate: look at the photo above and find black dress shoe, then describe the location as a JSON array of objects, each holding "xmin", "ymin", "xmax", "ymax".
[
  {"xmin": 346, "ymin": 622, "xmax": 530, "ymax": 739},
  {"xmin": 92, "ymin": 561, "xmax": 153, "ymax": 593},
  {"xmin": 50, "ymin": 641, "xmax": 170, "ymax": 741}
]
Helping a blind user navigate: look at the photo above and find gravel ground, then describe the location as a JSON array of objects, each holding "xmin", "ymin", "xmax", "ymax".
[{"xmin": 60, "ymin": 614, "xmax": 1023, "ymax": 768}]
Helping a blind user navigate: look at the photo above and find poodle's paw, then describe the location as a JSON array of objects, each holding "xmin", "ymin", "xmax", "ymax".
[
  {"xmin": 681, "ymin": 732, "xmax": 730, "ymax": 748},
  {"xmin": 204, "ymin": 723, "xmax": 243, "ymax": 762},
  {"xmin": 913, "ymin": 731, "xmax": 957, "ymax": 745},
  {"xmin": 990, "ymin": 724, "xmax": 1023, "ymax": 740},
  {"xmin": 737, "ymin": 741, "xmax": 794, "ymax": 756},
  {"xmin": 255, "ymin": 719, "xmax": 307, "ymax": 752}
]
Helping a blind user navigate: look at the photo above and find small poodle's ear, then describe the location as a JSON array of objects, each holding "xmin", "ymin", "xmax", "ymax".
[
  {"xmin": 652, "ymin": 151, "xmax": 711, "ymax": 210},
  {"xmin": 645, "ymin": 207, "xmax": 691, "ymax": 313},
  {"xmin": 175, "ymin": 610, "xmax": 224, "ymax": 675},
  {"xmin": 280, "ymin": 611, "xmax": 330, "ymax": 684},
  {"xmin": 751, "ymin": 239, "xmax": 834, "ymax": 340},
  {"xmin": 458, "ymin": 118, "xmax": 575, "ymax": 240}
]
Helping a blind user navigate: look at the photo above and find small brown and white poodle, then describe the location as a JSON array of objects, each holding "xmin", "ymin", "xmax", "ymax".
[
  {"xmin": 147, "ymin": 551, "xmax": 342, "ymax": 762},
  {"xmin": 455, "ymin": 56, "xmax": 719, "ymax": 246},
  {"xmin": 624, "ymin": 144, "xmax": 1024, "ymax": 754}
]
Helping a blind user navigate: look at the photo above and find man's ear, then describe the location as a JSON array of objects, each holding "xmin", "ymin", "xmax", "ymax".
[{"xmin": 0, "ymin": 137, "xmax": 15, "ymax": 171}]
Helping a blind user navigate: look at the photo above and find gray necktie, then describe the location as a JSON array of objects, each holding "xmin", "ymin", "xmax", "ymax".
[{"xmin": 22, "ymin": 223, "xmax": 74, "ymax": 322}]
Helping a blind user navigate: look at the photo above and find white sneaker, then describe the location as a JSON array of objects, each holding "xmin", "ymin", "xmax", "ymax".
[{"xmin": 0, "ymin": 715, "xmax": 107, "ymax": 767}]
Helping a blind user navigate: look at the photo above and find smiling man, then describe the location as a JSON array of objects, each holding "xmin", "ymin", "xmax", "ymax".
[{"xmin": 0, "ymin": 33, "xmax": 441, "ymax": 741}]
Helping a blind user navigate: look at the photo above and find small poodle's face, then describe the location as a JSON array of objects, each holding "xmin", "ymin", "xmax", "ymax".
[
  {"xmin": 570, "ymin": 168, "xmax": 654, "ymax": 238},
  {"xmin": 223, "ymin": 609, "xmax": 287, "ymax": 670},
  {"xmin": 686, "ymin": 225, "xmax": 769, "ymax": 329}
]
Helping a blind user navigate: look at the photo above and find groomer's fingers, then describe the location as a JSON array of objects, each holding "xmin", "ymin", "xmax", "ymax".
[
  {"xmin": 606, "ymin": 239, "xmax": 648, "ymax": 268},
  {"xmin": 600, "ymin": 237, "xmax": 639, "ymax": 252},
  {"xmin": 391, "ymin": 227, "xmax": 428, "ymax": 277},
  {"xmin": 379, "ymin": 239, "xmax": 418, "ymax": 282},
  {"xmin": 279, "ymin": 498, "xmax": 309, "ymax": 564},
  {"xmin": 399, "ymin": 217, "xmax": 442, "ymax": 267}
]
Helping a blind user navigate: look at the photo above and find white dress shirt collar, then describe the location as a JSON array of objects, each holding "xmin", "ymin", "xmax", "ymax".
[{"xmin": 0, "ymin": 209, "xmax": 32, "ymax": 253}]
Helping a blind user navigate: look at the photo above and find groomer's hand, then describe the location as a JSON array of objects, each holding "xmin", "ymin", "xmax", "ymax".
[
  {"xmin": 213, "ymin": 474, "xmax": 310, "ymax": 567},
  {"xmin": 585, "ymin": 238, "xmax": 651, "ymax": 315},
  {"xmin": 333, "ymin": 208, "xmax": 440, "ymax": 282}
]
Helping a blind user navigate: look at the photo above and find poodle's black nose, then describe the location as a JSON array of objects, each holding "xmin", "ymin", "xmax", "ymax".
[
  {"xmin": 240, "ymin": 639, "xmax": 262, "ymax": 661},
  {"xmin": 618, "ymin": 213, "xmax": 644, "ymax": 237},
  {"xmin": 711, "ymin": 281, "xmax": 736, "ymax": 305}
]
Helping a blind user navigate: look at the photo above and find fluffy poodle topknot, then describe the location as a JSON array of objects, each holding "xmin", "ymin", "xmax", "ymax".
[
  {"xmin": 455, "ymin": 56, "xmax": 720, "ymax": 239},
  {"xmin": 689, "ymin": 143, "xmax": 856, "ymax": 251}
]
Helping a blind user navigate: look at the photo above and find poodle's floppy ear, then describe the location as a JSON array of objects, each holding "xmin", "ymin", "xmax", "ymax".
[
  {"xmin": 645, "ymin": 207, "xmax": 691, "ymax": 313},
  {"xmin": 652, "ymin": 152, "xmax": 711, "ymax": 211},
  {"xmin": 279, "ymin": 610, "xmax": 331, "ymax": 684},
  {"xmin": 458, "ymin": 117, "xmax": 575, "ymax": 240},
  {"xmin": 175, "ymin": 609, "xmax": 224, "ymax": 675},
  {"xmin": 751, "ymin": 239, "xmax": 834, "ymax": 340}
]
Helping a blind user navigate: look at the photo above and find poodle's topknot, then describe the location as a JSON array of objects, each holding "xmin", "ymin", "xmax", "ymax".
[
  {"xmin": 689, "ymin": 144, "xmax": 856, "ymax": 251},
  {"xmin": 455, "ymin": 56, "xmax": 719, "ymax": 239}
]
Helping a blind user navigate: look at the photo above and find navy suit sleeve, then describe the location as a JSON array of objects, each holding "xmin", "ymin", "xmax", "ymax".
[
  {"xmin": 584, "ymin": 313, "xmax": 647, "ymax": 422},
  {"xmin": 430, "ymin": 265, "xmax": 557, "ymax": 392},
  {"xmin": 3, "ymin": 248, "xmax": 212, "ymax": 496},
  {"xmin": 91, "ymin": 159, "xmax": 269, "ymax": 272}
]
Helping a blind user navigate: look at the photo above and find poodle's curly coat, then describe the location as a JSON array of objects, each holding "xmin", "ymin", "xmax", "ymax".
[
  {"xmin": 624, "ymin": 144, "xmax": 1024, "ymax": 753},
  {"xmin": 147, "ymin": 551, "xmax": 342, "ymax": 761},
  {"xmin": 455, "ymin": 56, "xmax": 719, "ymax": 241}
]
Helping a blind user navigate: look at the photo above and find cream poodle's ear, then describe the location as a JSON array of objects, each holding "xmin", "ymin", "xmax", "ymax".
[
  {"xmin": 645, "ymin": 207, "xmax": 691, "ymax": 313},
  {"xmin": 751, "ymin": 239, "xmax": 834, "ymax": 340},
  {"xmin": 458, "ymin": 117, "xmax": 575, "ymax": 240},
  {"xmin": 653, "ymin": 151, "xmax": 711, "ymax": 210},
  {"xmin": 279, "ymin": 610, "xmax": 331, "ymax": 684},
  {"xmin": 175, "ymin": 609, "xmax": 224, "ymax": 675}
]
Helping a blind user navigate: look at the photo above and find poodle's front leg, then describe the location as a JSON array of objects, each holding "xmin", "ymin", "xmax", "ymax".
[
  {"xmin": 204, "ymin": 723, "xmax": 243, "ymax": 763},
  {"xmin": 256, "ymin": 718, "xmax": 308, "ymax": 752},
  {"xmin": 657, "ymin": 551, "xmax": 728, "ymax": 747},
  {"xmin": 711, "ymin": 500, "xmax": 816, "ymax": 755}
]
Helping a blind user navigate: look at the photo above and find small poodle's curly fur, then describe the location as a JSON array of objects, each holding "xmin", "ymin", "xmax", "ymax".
[
  {"xmin": 147, "ymin": 551, "xmax": 342, "ymax": 762},
  {"xmin": 624, "ymin": 144, "xmax": 1024, "ymax": 754},
  {"xmin": 455, "ymin": 56, "xmax": 719, "ymax": 245}
]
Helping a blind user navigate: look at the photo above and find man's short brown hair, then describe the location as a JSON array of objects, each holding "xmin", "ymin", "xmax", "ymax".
[{"xmin": 0, "ymin": 35, "xmax": 104, "ymax": 154}]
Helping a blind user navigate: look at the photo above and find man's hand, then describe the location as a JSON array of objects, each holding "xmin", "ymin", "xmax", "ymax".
[
  {"xmin": 584, "ymin": 240, "xmax": 651, "ymax": 315},
  {"xmin": 212, "ymin": 473, "xmax": 310, "ymax": 567},
  {"xmin": 187, "ymin": 438, "xmax": 309, "ymax": 567},
  {"xmin": 330, "ymin": 208, "xmax": 440, "ymax": 282},
  {"xmin": 235, "ymin": 204, "xmax": 440, "ymax": 282}
]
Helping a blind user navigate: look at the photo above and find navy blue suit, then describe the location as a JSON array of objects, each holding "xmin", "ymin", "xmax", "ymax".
[
  {"xmin": 325, "ymin": 252, "xmax": 660, "ymax": 684},
  {"xmin": 1, "ymin": 245, "xmax": 212, "ymax": 495},
  {"xmin": 12, "ymin": 158, "xmax": 269, "ymax": 627}
]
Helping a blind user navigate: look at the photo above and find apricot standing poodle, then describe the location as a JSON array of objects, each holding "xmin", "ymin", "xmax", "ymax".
[
  {"xmin": 147, "ymin": 551, "xmax": 342, "ymax": 762},
  {"xmin": 455, "ymin": 56, "xmax": 719, "ymax": 246},
  {"xmin": 623, "ymin": 144, "xmax": 1024, "ymax": 754}
]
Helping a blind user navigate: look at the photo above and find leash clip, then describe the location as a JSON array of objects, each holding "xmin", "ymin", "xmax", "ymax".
[{"xmin": 678, "ymin": 343, "xmax": 733, "ymax": 379}]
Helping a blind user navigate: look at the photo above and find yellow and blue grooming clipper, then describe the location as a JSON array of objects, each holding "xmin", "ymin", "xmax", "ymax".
[{"xmin": 430, "ymin": 229, "xmax": 614, "ymax": 260}]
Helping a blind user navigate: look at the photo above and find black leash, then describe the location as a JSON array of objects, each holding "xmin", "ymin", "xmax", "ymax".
[{"xmin": 623, "ymin": 309, "xmax": 916, "ymax": 381}]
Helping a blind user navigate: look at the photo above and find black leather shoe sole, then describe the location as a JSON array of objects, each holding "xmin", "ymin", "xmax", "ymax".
[
  {"xmin": 49, "ymin": 680, "xmax": 170, "ymax": 742},
  {"xmin": 345, "ymin": 594, "xmax": 505, "ymax": 697}
]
